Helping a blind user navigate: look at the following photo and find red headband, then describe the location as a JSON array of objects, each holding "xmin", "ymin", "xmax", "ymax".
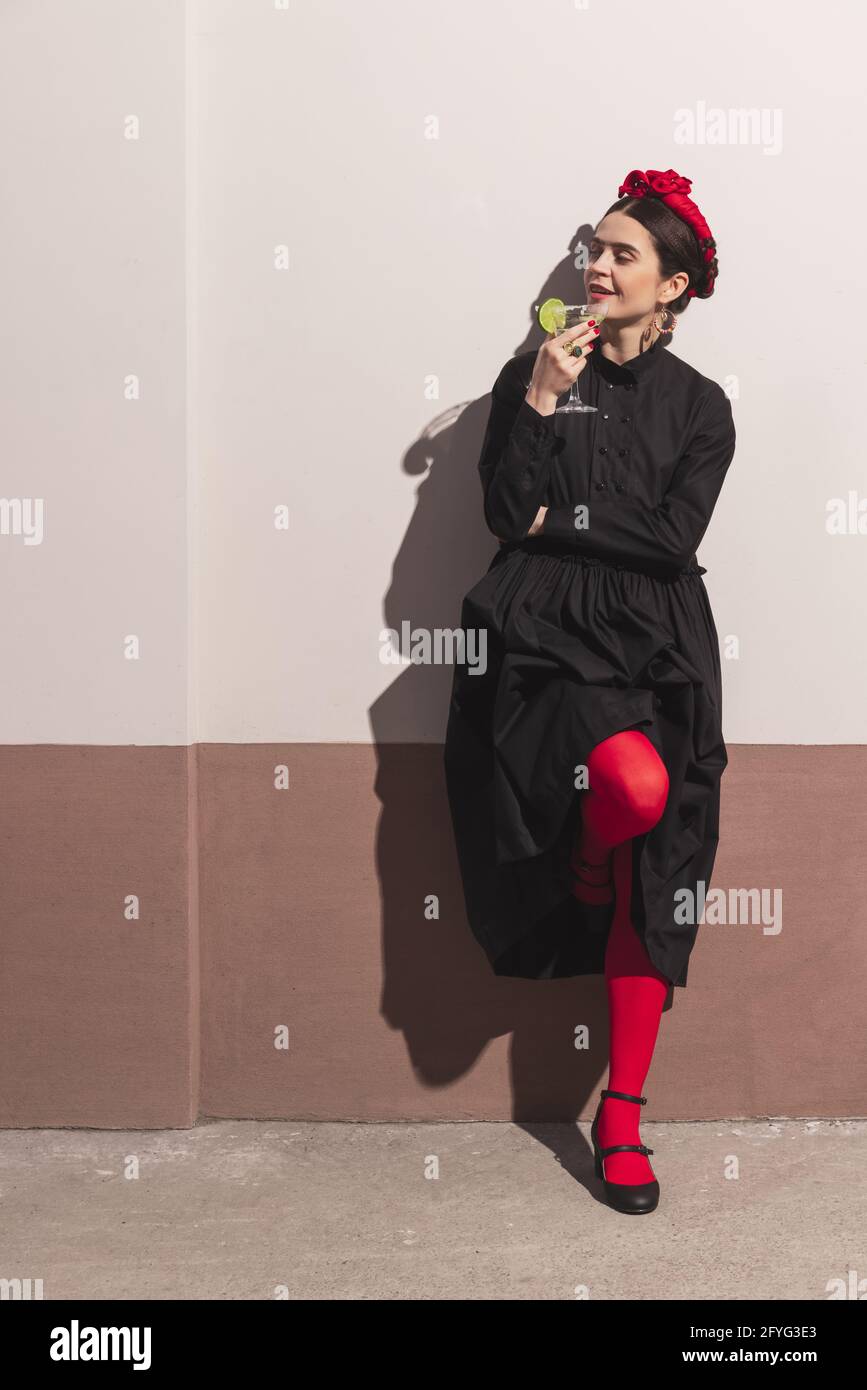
[{"xmin": 617, "ymin": 168, "xmax": 717, "ymax": 299}]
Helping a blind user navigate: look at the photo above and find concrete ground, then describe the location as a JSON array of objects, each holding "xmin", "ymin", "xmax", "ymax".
[{"xmin": 1, "ymin": 1118, "xmax": 863, "ymax": 1300}]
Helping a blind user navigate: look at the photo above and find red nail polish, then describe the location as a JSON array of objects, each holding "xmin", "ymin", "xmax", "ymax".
[{"xmin": 588, "ymin": 319, "xmax": 596, "ymax": 327}]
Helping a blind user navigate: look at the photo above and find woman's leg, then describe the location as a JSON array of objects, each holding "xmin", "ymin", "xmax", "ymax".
[
  {"xmin": 572, "ymin": 728, "xmax": 669, "ymax": 903},
  {"xmin": 599, "ymin": 840, "xmax": 671, "ymax": 1184},
  {"xmin": 572, "ymin": 729, "xmax": 672, "ymax": 1186}
]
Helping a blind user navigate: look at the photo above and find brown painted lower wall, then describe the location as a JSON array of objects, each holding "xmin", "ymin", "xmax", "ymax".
[
  {"xmin": 0, "ymin": 745, "xmax": 197, "ymax": 1128},
  {"xmin": 2, "ymin": 745, "xmax": 865, "ymax": 1127}
]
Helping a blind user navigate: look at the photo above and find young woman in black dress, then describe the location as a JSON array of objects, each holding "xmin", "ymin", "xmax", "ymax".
[{"xmin": 444, "ymin": 168, "xmax": 735, "ymax": 1214}]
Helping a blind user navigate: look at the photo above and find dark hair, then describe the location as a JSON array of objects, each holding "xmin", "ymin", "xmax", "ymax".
[{"xmin": 600, "ymin": 195, "xmax": 718, "ymax": 316}]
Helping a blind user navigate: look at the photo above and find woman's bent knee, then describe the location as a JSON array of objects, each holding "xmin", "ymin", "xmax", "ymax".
[
  {"xmin": 622, "ymin": 768, "xmax": 669, "ymax": 831},
  {"xmin": 587, "ymin": 730, "xmax": 669, "ymax": 833}
]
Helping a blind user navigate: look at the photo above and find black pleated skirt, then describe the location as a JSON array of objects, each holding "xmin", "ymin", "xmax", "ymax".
[{"xmin": 443, "ymin": 536, "xmax": 728, "ymax": 986}]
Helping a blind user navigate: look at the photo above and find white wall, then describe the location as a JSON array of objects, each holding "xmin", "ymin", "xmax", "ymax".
[
  {"xmin": 0, "ymin": 0, "xmax": 188, "ymax": 742},
  {"xmin": 3, "ymin": 0, "xmax": 866, "ymax": 744}
]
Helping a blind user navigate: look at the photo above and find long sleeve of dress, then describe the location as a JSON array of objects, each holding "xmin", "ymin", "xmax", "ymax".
[
  {"xmin": 541, "ymin": 385, "xmax": 736, "ymax": 570},
  {"xmin": 477, "ymin": 359, "xmax": 563, "ymax": 542}
]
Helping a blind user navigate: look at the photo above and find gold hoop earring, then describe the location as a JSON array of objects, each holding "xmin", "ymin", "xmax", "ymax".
[{"xmin": 654, "ymin": 304, "xmax": 676, "ymax": 336}]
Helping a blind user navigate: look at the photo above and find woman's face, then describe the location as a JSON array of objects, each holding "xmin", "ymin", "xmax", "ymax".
[{"xmin": 584, "ymin": 211, "xmax": 683, "ymax": 323}]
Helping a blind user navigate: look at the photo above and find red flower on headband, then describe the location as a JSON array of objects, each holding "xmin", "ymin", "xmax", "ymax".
[{"xmin": 619, "ymin": 168, "xmax": 693, "ymax": 199}]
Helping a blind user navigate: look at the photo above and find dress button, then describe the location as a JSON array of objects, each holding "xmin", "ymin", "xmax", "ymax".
[
  {"xmin": 599, "ymin": 446, "xmax": 608, "ymax": 454},
  {"xmin": 618, "ymin": 448, "xmax": 628, "ymax": 456},
  {"xmin": 602, "ymin": 414, "xmax": 609, "ymax": 420},
  {"xmin": 614, "ymin": 482, "xmax": 624, "ymax": 493},
  {"xmin": 653, "ymin": 696, "xmax": 662, "ymax": 710},
  {"xmin": 621, "ymin": 416, "xmax": 630, "ymax": 423},
  {"xmin": 606, "ymin": 383, "xmax": 614, "ymax": 391},
  {"xmin": 594, "ymin": 480, "xmax": 606, "ymax": 490}
]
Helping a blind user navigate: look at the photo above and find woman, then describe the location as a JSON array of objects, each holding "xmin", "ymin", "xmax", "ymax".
[{"xmin": 443, "ymin": 168, "xmax": 736, "ymax": 1214}]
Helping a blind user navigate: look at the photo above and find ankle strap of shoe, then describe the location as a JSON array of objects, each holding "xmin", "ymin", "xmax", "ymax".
[{"xmin": 601, "ymin": 1088, "xmax": 647, "ymax": 1105}]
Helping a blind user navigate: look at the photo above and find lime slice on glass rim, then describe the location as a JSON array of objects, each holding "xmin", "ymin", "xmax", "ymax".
[{"xmin": 537, "ymin": 297, "xmax": 565, "ymax": 334}]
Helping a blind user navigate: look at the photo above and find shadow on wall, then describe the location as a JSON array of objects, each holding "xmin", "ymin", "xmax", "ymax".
[{"xmin": 366, "ymin": 233, "xmax": 639, "ymax": 1138}]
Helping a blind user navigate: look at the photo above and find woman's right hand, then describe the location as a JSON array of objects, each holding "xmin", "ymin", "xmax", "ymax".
[{"xmin": 527, "ymin": 320, "xmax": 600, "ymax": 404}]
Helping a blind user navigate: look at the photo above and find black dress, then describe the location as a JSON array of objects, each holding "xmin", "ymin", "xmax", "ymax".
[{"xmin": 443, "ymin": 334, "xmax": 736, "ymax": 986}]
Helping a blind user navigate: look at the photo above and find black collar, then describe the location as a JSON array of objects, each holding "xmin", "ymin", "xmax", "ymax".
[{"xmin": 591, "ymin": 332, "xmax": 671, "ymax": 383}]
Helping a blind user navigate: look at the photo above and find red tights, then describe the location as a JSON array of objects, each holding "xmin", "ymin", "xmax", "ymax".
[{"xmin": 573, "ymin": 729, "xmax": 671, "ymax": 1185}]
